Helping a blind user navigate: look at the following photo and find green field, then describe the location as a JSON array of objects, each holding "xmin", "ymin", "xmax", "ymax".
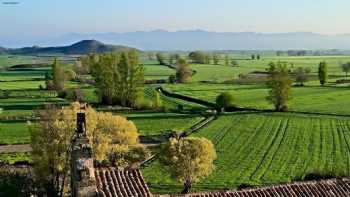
[
  {"xmin": 142, "ymin": 112, "xmax": 350, "ymax": 193},
  {"xmin": 163, "ymin": 83, "xmax": 350, "ymax": 115},
  {"xmin": 131, "ymin": 115, "xmax": 204, "ymax": 135},
  {"xmin": 0, "ymin": 121, "xmax": 30, "ymax": 145}
]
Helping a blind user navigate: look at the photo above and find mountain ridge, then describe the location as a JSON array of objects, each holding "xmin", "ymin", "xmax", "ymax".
[
  {"xmin": 51, "ymin": 30, "xmax": 350, "ymax": 51},
  {"xmin": 2, "ymin": 40, "xmax": 137, "ymax": 55},
  {"xmin": 2, "ymin": 30, "xmax": 350, "ymax": 50}
]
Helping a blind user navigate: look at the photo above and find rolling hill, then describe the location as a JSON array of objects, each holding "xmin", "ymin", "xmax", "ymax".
[{"xmin": 3, "ymin": 40, "xmax": 137, "ymax": 55}]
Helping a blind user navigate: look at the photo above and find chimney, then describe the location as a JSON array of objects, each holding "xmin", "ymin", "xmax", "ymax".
[{"xmin": 71, "ymin": 113, "xmax": 97, "ymax": 197}]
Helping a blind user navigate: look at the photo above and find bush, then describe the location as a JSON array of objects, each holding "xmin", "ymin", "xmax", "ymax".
[
  {"xmin": 64, "ymin": 88, "xmax": 85, "ymax": 102},
  {"xmin": 169, "ymin": 74, "xmax": 176, "ymax": 83},
  {"xmin": 216, "ymin": 92, "xmax": 235, "ymax": 109},
  {"xmin": 64, "ymin": 69, "xmax": 77, "ymax": 81},
  {"xmin": 57, "ymin": 90, "xmax": 67, "ymax": 98}
]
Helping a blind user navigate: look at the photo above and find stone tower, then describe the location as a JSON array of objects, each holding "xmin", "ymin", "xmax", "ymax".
[{"xmin": 71, "ymin": 112, "xmax": 97, "ymax": 197}]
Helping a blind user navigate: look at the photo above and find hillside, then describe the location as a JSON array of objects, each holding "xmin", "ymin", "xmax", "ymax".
[{"xmin": 5, "ymin": 40, "xmax": 137, "ymax": 55}]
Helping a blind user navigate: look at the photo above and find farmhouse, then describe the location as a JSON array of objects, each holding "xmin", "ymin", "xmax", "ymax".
[{"xmin": 70, "ymin": 113, "xmax": 350, "ymax": 197}]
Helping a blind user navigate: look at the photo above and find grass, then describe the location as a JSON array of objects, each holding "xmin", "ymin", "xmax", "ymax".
[
  {"xmin": 144, "ymin": 63, "xmax": 175, "ymax": 80},
  {"xmin": 0, "ymin": 152, "xmax": 32, "ymax": 164},
  {"xmin": 142, "ymin": 112, "xmax": 350, "ymax": 194},
  {"xmin": 0, "ymin": 97, "xmax": 67, "ymax": 110},
  {"xmin": 0, "ymin": 121, "xmax": 30, "ymax": 145},
  {"xmin": 130, "ymin": 115, "xmax": 204, "ymax": 135}
]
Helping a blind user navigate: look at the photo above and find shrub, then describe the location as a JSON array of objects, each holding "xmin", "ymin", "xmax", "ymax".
[
  {"xmin": 169, "ymin": 74, "xmax": 176, "ymax": 83},
  {"xmin": 216, "ymin": 92, "xmax": 235, "ymax": 109},
  {"xmin": 64, "ymin": 69, "xmax": 77, "ymax": 81}
]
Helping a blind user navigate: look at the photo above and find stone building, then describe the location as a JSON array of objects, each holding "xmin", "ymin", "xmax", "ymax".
[{"xmin": 70, "ymin": 112, "xmax": 152, "ymax": 197}]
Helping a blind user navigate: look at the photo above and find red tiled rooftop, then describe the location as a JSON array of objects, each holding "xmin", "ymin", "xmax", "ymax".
[{"xmin": 95, "ymin": 167, "xmax": 152, "ymax": 197}]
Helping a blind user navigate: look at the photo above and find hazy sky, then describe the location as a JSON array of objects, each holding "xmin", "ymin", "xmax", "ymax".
[{"xmin": 1, "ymin": 0, "xmax": 350, "ymax": 37}]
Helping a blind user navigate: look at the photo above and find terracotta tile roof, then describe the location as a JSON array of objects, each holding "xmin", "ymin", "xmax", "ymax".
[
  {"xmin": 163, "ymin": 178, "xmax": 350, "ymax": 197},
  {"xmin": 95, "ymin": 167, "xmax": 152, "ymax": 197}
]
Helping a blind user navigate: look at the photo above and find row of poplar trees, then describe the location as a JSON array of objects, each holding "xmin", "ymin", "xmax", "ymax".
[{"xmin": 82, "ymin": 50, "xmax": 144, "ymax": 107}]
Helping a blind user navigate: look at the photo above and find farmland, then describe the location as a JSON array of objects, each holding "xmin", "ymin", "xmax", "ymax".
[
  {"xmin": 142, "ymin": 112, "xmax": 350, "ymax": 193},
  {"xmin": 2, "ymin": 53, "xmax": 350, "ymax": 194},
  {"xmin": 164, "ymin": 83, "xmax": 350, "ymax": 115}
]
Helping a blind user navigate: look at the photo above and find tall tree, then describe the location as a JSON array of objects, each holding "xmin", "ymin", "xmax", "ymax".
[
  {"xmin": 213, "ymin": 54, "xmax": 220, "ymax": 65},
  {"xmin": 266, "ymin": 62, "xmax": 292, "ymax": 112},
  {"xmin": 188, "ymin": 51, "xmax": 206, "ymax": 64},
  {"xmin": 52, "ymin": 58, "xmax": 65, "ymax": 91},
  {"xmin": 295, "ymin": 67, "xmax": 310, "ymax": 86},
  {"xmin": 160, "ymin": 137, "xmax": 216, "ymax": 194},
  {"xmin": 204, "ymin": 54, "xmax": 211, "ymax": 64},
  {"xmin": 176, "ymin": 58, "xmax": 192, "ymax": 83},
  {"xmin": 224, "ymin": 55, "xmax": 230, "ymax": 66},
  {"xmin": 156, "ymin": 53, "xmax": 166, "ymax": 65},
  {"xmin": 318, "ymin": 61, "xmax": 328, "ymax": 86},
  {"xmin": 147, "ymin": 52, "xmax": 154, "ymax": 61},
  {"xmin": 89, "ymin": 51, "xmax": 144, "ymax": 107},
  {"xmin": 341, "ymin": 62, "xmax": 350, "ymax": 77},
  {"xmin": 251, "ymin": 54, "xmax": 255, "ymax": 60}
]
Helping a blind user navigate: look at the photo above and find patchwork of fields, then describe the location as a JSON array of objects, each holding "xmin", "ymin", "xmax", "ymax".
[{"xmin": 2, "ymin": 54, "xmax": 350, "ymax": 194}]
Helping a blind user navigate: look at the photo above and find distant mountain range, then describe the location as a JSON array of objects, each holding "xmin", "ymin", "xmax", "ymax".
[
  {"xmin": 0, "ymin": 40, "xmax": 137, "ymax": 55},
  {"xmin": 2, "ymin": 30, "xmax": 350, "ymax": 51}
]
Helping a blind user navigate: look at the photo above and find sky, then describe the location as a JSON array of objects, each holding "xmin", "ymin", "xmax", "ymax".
[{"xmin": 1, "ymin": 0, "xmax": 350, "ymax": 38}]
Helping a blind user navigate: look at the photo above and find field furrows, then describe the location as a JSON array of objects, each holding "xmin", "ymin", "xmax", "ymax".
[{"xmin": 172, "ymin": 113, "xmax": 350, "ymax": 190}]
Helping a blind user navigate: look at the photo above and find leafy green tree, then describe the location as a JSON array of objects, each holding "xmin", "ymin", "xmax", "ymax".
[
  {"xmin": 224, "ymin": 55, "xmax": 230, "ymax": 66},
  {"xmin": 204, "ymin": 54, "xmax": 211, "ymax": 64},
  {"xmin": 29, "ymin": 105, "xmax": 72, "ymax": 197},
  {"xmin": 52, "ymin": 58, "xmax": 65, "ymax": 91},
  {"xmin": 156, "ymin": 53, "xmax": 166, "ymax": 65},
  {"xmin": 257, "ymin": 54, "xmax": 261, "ymax": 60},
  {"xmin": 188, "ymin": 51, "xmax": 206, "ymax": 64},
  {"xmin": 341, "ymin": 62, "xmax": 350, "ymax": 77},
  {"xmin": 216, "ymin": 92, "xmax": 235, "ymax": 110},
  {"xmin": 251, "ymin": 54, "xmax": 255, "ymax": 60},
  {"xmin": 295, "ymin": 67, "xmax": 310, "ymax": 86},
  {"xmin": 266, "ymin": 62, "xmax": 292, "ymax": 112},
  {"xmin": 213, "ymin": 54, "xmax": 220, "ymax": 65},
  {"xmin": 64, "ymin": 69, "xmax": 76, "ymax": 81},
  {"xmin": 147, "ymin": 52, "xmax": 155, "ymax": 61},
  {"xmin": 44, "ymin": 72, "xmax": 54, "ymax": 90},
  {"xmin": 169, "ymin": 54, "xmax": 180, "ymax": 65},
  {"xmin": 73, "ymin": 59, "xmax": 89, "ymax": 75},
  {"xmin": 176, "ymin": 58, "xmax": 192, "ymax": 83},
  {"xmin": 160, "ymin": 137, "xmax": 217, "ymax": 194},
  {"xmin": 89, "ymin": 51, "xmax": 144, "ymax": 107},
  {"xmin": 318, "ymin": 61, "xmax": 328, "ymax": 86},
  {"xmin": 169, "ymin": 74, "xmax": 176, "ymax": 83},
  {"xmin": 231, "ymin": 60, "xmax": 239, "ymax": 67}
]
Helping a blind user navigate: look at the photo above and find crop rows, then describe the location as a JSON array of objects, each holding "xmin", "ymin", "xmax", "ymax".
[{"xmin": 142, "ymin": 112, "xmax": 350, "ymax": 194}]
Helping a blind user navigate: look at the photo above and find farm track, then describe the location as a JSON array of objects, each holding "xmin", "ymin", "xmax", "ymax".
[{"xmin": 0, "ymin": 144, "xmax": 31, "ymax": 153}]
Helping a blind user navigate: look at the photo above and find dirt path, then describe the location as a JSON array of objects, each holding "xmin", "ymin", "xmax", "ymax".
[{"xmin": 0, "ymin": 144, "xmax": 32, "ymax": 153}]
